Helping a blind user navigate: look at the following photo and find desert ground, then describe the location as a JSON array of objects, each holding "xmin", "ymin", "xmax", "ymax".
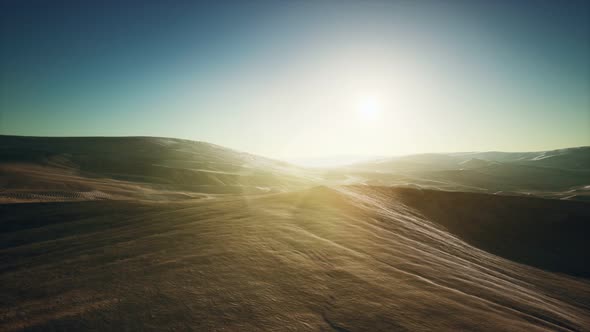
[{"xmin": 1, "ymin": 136, "xmax": 589, "ymax": 331}]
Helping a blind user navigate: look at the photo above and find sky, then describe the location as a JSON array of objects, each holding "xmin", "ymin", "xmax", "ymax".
[{"xmin": 1, "ymin": 0, "xmax": 589, "ymax": 159}]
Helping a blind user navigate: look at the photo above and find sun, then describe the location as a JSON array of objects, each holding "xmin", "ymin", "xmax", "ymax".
[{"xmin": 357, "ymin": 95, "xmax": 381, "ymax": 121}]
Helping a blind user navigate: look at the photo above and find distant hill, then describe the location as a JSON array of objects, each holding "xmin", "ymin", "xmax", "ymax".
[
  {"xmin": 2, "ymin": 136, "xmax": 588, "ymax": 201},
  {"xmin": 0, "ymin": 135, "xmax": 313, "ymax": 201},
  {"xmin": 330, "ymin": 146, "xmax": 590, "ymax": 200},
  {"xmin": 351, "ymin": 146, "xmax": 590, "ymax": 171},
  {"xmin": 452, "ymin": 147, "xmax": 590, "ymax": 169}
]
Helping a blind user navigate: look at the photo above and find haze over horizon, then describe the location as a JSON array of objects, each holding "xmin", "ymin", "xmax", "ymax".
[{"xmin": 1, "ymin": 0, "xmax": 589, "ymax": 159}]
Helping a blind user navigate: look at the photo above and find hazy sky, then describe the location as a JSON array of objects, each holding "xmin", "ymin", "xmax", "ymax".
[{"xmin": 1, "ymin": 1, "xmax": 589, "ymax": 158}]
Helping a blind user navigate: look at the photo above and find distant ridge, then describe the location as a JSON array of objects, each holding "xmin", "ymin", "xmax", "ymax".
[
  {"xmin": 1, "ymin": 135, "xmax": 588, "ymax": 201},
  {"xmin": 0, "ymin": 135, "xmax": 313, "ymax": 200}
]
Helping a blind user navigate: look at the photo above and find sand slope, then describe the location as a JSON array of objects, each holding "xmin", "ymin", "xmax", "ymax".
[
  {"xmin": 1, "ymin": 187, "xmax": 589, "ymax": 331},
  {"xmin": 1, "ymin": 136, "xmax": 589, "ymax": 331}
]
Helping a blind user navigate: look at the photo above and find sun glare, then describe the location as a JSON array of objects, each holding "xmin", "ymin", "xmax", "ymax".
[{"xmin": 357, "ymin": 96, "xmax": 381, "ymax": 121}]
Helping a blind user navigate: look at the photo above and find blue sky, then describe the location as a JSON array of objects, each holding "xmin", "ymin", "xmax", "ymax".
[{"xmin": 1, "ymin": 0, "xmax": 589, "ymax": 158}]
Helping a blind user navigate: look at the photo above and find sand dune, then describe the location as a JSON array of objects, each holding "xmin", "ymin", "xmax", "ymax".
[
  {"xmin": 326, "ymin": 147, "xmax": 590, "ymax": 200},
  {"xmin": 1, "ymin": 136, "xmax": 589, "ymax": 331},
  {"xmin": 1, "ymin": 187, "xmax": 589, "ymax": 331},
  {"xmin": 0, "ymin": 136, "xmax": 314, "ymax": 203}
]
